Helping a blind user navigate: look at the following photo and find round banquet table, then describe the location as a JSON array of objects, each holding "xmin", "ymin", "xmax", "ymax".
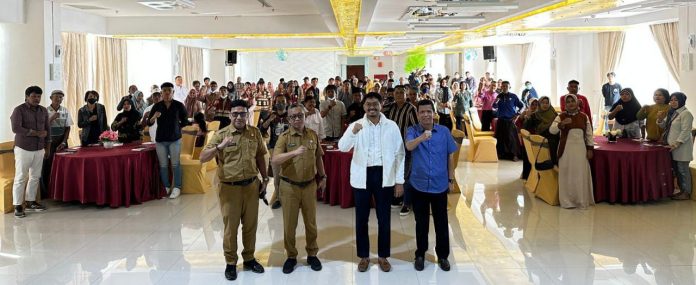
[
  {"xmin": 320, "ymin": 145, "xmax": 354, "ymax": 208},
  {"xmin": 591, "ymin": 137, "xmax": 673, "ymax": 204},
  {"xmin": 49, "ymin": 143, "xmax": 166, "ymax": 207}
]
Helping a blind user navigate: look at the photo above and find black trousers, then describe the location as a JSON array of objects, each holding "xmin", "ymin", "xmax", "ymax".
[
  {"xmin": 354, "ymin": 166, "xmax": 393, "ymax": 258},
  {"xmin": 412, "ymin": 187, "xmax": 450, "ymax": 259},
  {"xmin": 438, "ymin": 113, "xmax": 453, "ymax": 131},
  {"xmin": 481, "ymin": 110, "xmax": 494, "ymax": 131},
  {"xmin": 40, "ymin": 134, "xmax": 65, "ymax": 197}
]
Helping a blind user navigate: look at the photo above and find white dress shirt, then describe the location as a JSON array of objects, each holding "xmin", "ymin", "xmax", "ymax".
[
  {"xmin": 173, "ymin": 85, "xmax": 187, "ymax": 103},
  {"xmin": 144, "ymin": 105, "xmax": 157, "ymax": 142},
  {"xmin": 304, "ymin": 108, "xmax": 326, "ymax": 140},
  {"xmin": 338, "ymin": 113, "xmax": 405, "ymax": 189}
]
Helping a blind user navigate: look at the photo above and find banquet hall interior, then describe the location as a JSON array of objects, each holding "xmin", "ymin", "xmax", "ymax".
[{"xmin": 2, "ymin": 0, "xmax": 696, "ymax": 284}]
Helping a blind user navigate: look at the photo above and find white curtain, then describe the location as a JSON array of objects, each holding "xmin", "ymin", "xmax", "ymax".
[
  {"xmin": 178, "ymin": 46, "xmax": 204, "ymax": 88},
  {"xmin": 650, "ymin": 22, "xmax": 681, "ymax": 84},
  {"xmin": 94, "ymin": 37, "xmax": 128, "ymax": 121},
  {"xmin": 61, "ymin": 33, "xmax": 89, "ymax": 147},
  {"xmin": 519, "ymin": 43, "xmax": 534, "ymax": 92},
  {"xmin": 597, "ymin": 32, "xmax": 626, "ymax": 83}
]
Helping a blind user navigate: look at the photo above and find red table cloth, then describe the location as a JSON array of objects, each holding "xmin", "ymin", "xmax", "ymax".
[
  {"xmin": 320, "ymin": 145, "xmax": 354, "ymax": 208},
  {"xmin": 49, "ymin": 143, "xmax": 166, "ymax": 207},
  {"xmin": 591, "ymin": 137, "xmax": 673, "ymax": 203}
]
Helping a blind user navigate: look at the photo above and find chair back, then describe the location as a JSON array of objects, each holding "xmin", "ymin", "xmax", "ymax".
[
  {"xmin": 529, "ymin": 134, "xmax": 559, "ymax": 205},
  {"xmin": 468, "ymin": 107, "xmax": 484, "ymax": 131},
  {"xmin": 463, "ymin": 114, "xmax": 477, "ymax": 145},
  {"xmin": 0, "ymin": 141, "xmax": 15, "ymax": 179},
  {"xmin": 208, "ymin": 120, "xmax": 221, "ymax": 132},
  {"xmin": 180, "ymin": 126, "xmax": 197, "ymax": 156}
]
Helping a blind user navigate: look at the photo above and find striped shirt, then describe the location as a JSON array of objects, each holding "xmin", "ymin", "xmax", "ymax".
[{"xmin": 384, "ymin": 102, "xmax": 417, "ymax": 141}]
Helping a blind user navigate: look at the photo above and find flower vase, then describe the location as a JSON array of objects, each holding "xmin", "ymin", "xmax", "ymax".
[{"xmin": 103, "ymin": 141, "xmax": 115, "ymax": 149}]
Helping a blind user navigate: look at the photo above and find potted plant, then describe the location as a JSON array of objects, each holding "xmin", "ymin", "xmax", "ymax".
[{"xmin": 99, "ymin": 130, "xmax": 119, "ymax": 148}]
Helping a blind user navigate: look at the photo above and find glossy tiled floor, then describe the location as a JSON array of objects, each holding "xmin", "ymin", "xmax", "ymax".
[{"xmin": 2, "ymin": 160, "xmax": 696, "ymax": 285}]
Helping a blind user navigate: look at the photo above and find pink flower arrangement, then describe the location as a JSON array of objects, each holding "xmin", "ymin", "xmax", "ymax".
[{"xmin": 99, "ymin": 130, "xmax": 119, "ymax": 142}]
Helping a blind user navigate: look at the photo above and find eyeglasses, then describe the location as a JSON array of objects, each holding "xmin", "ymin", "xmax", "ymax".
[
  {"xmin": 288, "ymin": 114, "xmax": 305, "ymax": 120},
  {"xmin": 231, "ymin": 112, "xmax": 248, "ymax": 118}
]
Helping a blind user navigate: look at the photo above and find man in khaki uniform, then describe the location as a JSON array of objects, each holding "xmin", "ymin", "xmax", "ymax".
[
  {"xmin": 200, "ymin": 99, "xmax": 269, "ymax": 281},
  {"xmin": 271, "ymin": 103, "xmax": 327, "ymax": 274}
]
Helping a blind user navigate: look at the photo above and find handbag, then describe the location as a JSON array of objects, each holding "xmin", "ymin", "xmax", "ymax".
[{"xmin": 534, "ymin": 138, "xmax": 554, "ymax": 171}]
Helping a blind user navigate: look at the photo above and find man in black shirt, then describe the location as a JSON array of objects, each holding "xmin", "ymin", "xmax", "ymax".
[
  {"xmin": 147, "ymin": 82, "xmax": 190, "ymax": 199},
  {"xmin": 346, "ymin": 88, "xmax": 364, "ymax": 123},
  {"xmin": 601, "ymin": 72, "xmax": 622, "ymax": 131},
  {"xmin": 258, "ymin": 94, "xmax": 290, "ymax": 209}
]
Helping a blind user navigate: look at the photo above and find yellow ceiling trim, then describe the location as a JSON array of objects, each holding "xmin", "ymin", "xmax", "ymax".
[
  {"xmin": 233, "ymin": 46, "xmax": 384, "ymax": 53},
  {"xmin": 471, "ymin": 0, "xmax": 586, "ymax": 33},
  {"xmin": 329, "ymin": 0, "xmax": 362, "ymax": 54},
  {"xmin": 514, "ymin": 26, "xmax": 626, "ymax": 33},
  {"xmin": 113, "ymin": 33, "xmax": 340, "ymax": 39}
]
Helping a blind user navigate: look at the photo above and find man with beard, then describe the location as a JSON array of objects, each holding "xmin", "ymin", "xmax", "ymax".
[
  {"xmin": 200, "ymin": 99, "xmax": 269, "ymax": 281},
  {"xmin": 338, "ymin": 92, "xmax": 405, "ymax": 273}
]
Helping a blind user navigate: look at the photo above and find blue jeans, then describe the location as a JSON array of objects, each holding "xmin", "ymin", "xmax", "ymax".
[
  {"xmin": 672, "ymin": 160, "xmax": 692, "ymax": 194},
  {"xmin": 155, "ymin": 139, "xmax": 182, "ymax": 189}
]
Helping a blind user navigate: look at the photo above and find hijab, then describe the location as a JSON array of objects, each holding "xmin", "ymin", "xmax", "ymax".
[
  {"xmin": 611, "ymin": 88, "xmax": 641, "ymax": 125},
  {"xmin": 564, "ymin": 94, "xmax": 579, "ymax": 115},
  {"xmin": 663, "ymin": 92, "xmax": 688, "ymax": 143},
  {"xmin": 534, "ymin": 96, "xmax": 557, "ymax": 133},
  {"xmin": 117, "ymin": 97, "xmax": 142, "ymax": 126}
]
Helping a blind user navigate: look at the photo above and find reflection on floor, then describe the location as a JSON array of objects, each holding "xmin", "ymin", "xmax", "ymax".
[{"xmin": 1, "ymin": 160, "xmax": 695, "ymax": 284}]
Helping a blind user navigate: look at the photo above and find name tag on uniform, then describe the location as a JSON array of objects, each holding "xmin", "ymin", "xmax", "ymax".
[{"xmin": 288, "ymin": 143, "xmax": 297, "ymax": 147}]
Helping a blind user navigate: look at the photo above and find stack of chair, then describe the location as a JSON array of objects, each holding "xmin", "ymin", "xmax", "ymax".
[
  {"xmin": 467, "ymin": 107, "xmax": 495, "ymax": 136},
  {"xmin": 527, "ymin": 134, "xmax": 559, "ymax": 206},
  {"xmin": 0, "ymin": 142, "xmax": 15, "ymax": 213},
  {"xmin": 463, "ymin": 114, "xmax": 497, "ymax": 162}
]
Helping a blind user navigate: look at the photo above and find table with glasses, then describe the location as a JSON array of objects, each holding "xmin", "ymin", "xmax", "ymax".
[
  {"xmin": 591, "ymin": 137, "xmax": 673, "ymax": 204},
  {"xmin": 49, "ymin": 142, "xmax": 166, "ymax": 207}
]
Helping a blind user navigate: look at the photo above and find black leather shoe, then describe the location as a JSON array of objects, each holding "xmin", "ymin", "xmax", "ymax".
[
  {"xmin": 307, "ymin": 256, "xmax": 322, "ymax": 271},
  {"xmin": 282, "ymin": 258, "xmax": 297, "ymax": 274},
  {"xmin": 243, "ymin": 259, "xmax": 265, "ymax": 273},
  {"xmin": 224, "ymin": 264, "xmax": 237, "ymax": 280},
  {"xmin": 414, "ymin": 256, "xmax": 425, "ymax": 271},
  {"xmin": 438, "ymin": 258, "xmax": 451, "ymax": 271}
]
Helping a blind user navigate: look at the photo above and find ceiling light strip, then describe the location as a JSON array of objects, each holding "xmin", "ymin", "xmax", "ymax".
[
  {"xmin": 113, "ymin": 33, "xmax": 340, "ymax": 39},
  {"xmin": 329, "ymin": 0, "xmax": 362, "ymax": 54}
]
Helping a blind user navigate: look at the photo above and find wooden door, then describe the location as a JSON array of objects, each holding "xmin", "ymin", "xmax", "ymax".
[{"xmin": 346, "ymin": 65, "xmax": 365, "ymax": 80}]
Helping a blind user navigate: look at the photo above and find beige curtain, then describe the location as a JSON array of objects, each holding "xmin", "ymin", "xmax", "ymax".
[
  {"xmin": 61, "ymin": 33, "xmax": 89, "ymax": 147},
  {"xmin": 178, "ymin": 46, "xmax": 204, "ymax": 88},
  {"xmin": 650, "ymin": 22, "xmax": 681, "ymax": 84},
  {"xmin": 597, "ymin": 32, "xmax": 626, "ymax": 83},
  {"xmin": 94, "ymin": 37, "xmax": 128, "ymax": 121}
]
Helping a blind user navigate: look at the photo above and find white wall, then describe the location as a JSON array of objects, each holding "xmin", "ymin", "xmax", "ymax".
[
  {"xmin": 679, "ymin": 6, "xmax": 696, "ymax": 103},
  {"xmin": 0, "ymin": 0, "xmax": 49, "ymax": 142},
  {"xmin": 237, "ymin": 51, "xmax": 340, "ymax": 84},
  {"xmin": 61, "ymin": 7, "xmax": 107, "ymax": 35},
  {"xmin": 366, "ymin": 56, "xmax": 394, "ymax": 77},
  {"xmin": 126, "ymin": 39, "xmax": 174, "ymax": 94},
  {"xmin": 551, "ymin": 33, "xmax": 601, "ymax": 115}
]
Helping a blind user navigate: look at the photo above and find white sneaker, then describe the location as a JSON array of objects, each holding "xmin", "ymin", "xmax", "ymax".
[
  {"xmin": 169, "ymin": 187, "xmax": 181, "ymax": 199},
  {"xmin": 166, "ymin": 187, "xmax": 172, "ymax": 196}
]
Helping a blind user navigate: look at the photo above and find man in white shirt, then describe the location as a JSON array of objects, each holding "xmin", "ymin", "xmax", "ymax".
[
  {"xmin": 319, "ymin": 85, "xmax": 346, "ymax": 141},
  {"xmin": 142, "ymin": 91, "xmax": 162, "ymax": 142},
  {"xmin": 42, "ymin": 90, "xmax": 74, "ymax": 196},
  {"xmin": 173, "ymin": 75, "xmax": 187, "ymax": 103},
  {"xmin": 338, "ymin": 92, "xmax": 405, "ymax": 273},
  {"xmin": 302, "ymin": 95, "xmax": 326, "ymax": 140}
]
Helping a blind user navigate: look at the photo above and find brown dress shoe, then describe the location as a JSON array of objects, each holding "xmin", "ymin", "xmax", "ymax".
[
  {"xmin": 377, "ymin": 258, "xmax": 391, "ymax": 272},
  {"xmin": 357, "ymin": 258, "xmax": 370, "ymax": 272}
]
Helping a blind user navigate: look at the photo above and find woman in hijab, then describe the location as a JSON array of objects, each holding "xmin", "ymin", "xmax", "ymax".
[
  {"xmin": 608, "ymin": 88, "xmax": 642, "ymax": 139},
  {"xmin": 550, "ymin": 94, "xmax": 595, "ymax": 209},
  {"xmin": 636, "ymin": 88, "xmax": 670, "ymax": 141},
  {"xmin": 184, "ymin": 88, "xmax": 202, "ymax": 118},
  {"xmin": 657, "ymin": 92, "xmax": 693, "ymax": 200},
  {"xmin": 111, "ymin": 97, "xmax": 142, "ymax": 143},
  {"xmin": 534, "ymin": 96, "xmax": 560, "ymax": 164},
  {"xmin": 517, "ymin": 98, "xmax": 539, "ymax": 179}
]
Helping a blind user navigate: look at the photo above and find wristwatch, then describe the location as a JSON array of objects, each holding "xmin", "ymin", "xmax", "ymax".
[
  {"xmin": 319, "ymin": 175, "xmax": 327, "ymax": 180},
  {"xmin": 448, "ymin": 178, "xmax": 454, "ymax": 183}
]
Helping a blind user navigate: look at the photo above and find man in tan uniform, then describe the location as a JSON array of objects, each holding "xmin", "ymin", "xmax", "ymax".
[
  {"xmin": 271, "ymin": 103, "xmax": 327, "ymax": 274},
  {"xmin": 200, "ymin": 99, "xmax": 269, "ymax": 281}
]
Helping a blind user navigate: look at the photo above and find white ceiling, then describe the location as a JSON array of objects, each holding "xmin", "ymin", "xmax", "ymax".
[{"xmin": 58, "ymin": 0, "xmax": 690, "ymax": 51}]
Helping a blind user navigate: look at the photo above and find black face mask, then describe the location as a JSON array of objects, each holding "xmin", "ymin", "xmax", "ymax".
[{"xmin": 87, "ymin": 98, "xmax": 97, "ymax": 104}]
